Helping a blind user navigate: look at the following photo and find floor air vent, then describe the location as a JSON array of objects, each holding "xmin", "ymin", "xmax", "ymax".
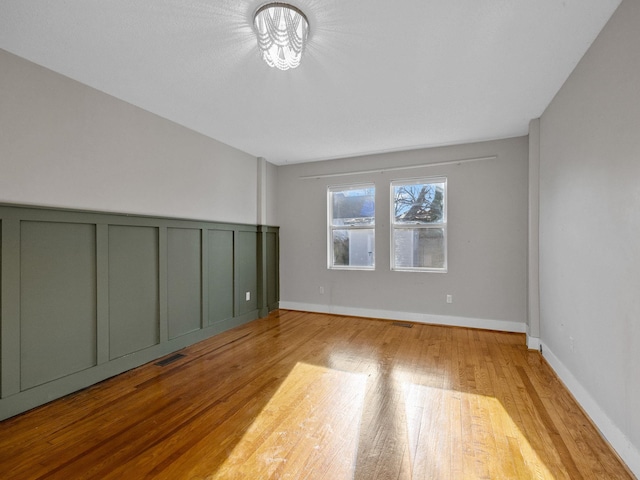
[
  {"xmin": 155, "ymin": 353, "xmax": 185, "ymax": 366},
  {"xmin": 392, "ymin": 322, "xmax": 413, "ymax": 328}
]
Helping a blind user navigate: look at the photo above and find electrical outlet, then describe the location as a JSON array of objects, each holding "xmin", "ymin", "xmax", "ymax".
[
  {"xmin": 245, "ymin": 291, "xmax": 251, "ymax": 301},
  {"xmin": 319, "ymin": 286, "xmax": 325, "ymax": 295},
  {"xmin": 569, "ymin": 336, "xmax": 575, "ymax": 352},
  {"xmin": 446, "ymin": 294, "xmax": 453, "ymax": 304}
]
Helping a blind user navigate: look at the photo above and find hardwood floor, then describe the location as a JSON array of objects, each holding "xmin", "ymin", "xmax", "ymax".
[{"xmin": 0, "ymin": 310, "xmax": 633, "ymax": 479}]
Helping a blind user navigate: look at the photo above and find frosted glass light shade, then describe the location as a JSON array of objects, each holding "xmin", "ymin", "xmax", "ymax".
[{"xmin": 254, "ymin": 3, "xmax": 309, "ymax": 70}]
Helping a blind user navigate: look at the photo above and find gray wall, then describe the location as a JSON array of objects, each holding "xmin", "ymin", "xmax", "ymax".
[
  {"xmin": 265, "ymin": 161, "xmax": 279, "ymax": 227},
  {"xmin": 277, "ymin": 137, "xmax": 529, "ymax": 331},
  {"xmin": 0, "ymin": 49, "xmax": 261, "ymax": 225},
  {"xmin": 539, "ymin": 0, "xmax": 640, "ymax": 473}
]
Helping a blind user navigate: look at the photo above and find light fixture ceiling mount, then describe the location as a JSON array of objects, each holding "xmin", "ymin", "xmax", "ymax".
[{"xmin": 253, "ymin": 3, "xmax": 309, "ymax": 71}]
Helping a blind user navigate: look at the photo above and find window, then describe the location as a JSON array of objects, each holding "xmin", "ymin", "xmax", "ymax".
[
  {"xmin": 391, "ymin": 177, "xmax": 447, "ymax": 272},
  {"xmin": 328, "ymin": 184, "xmax": 375, "ymax": 269}
]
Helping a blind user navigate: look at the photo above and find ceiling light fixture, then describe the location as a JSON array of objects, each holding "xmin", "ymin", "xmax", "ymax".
[{"xmin": 253, "ymin": 3, "xmax": 309, "ymax": 70}]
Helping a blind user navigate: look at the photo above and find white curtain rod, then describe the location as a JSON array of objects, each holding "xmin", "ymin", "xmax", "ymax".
[{"xmin": 299, "ymin": 155, "xmax": 498, "ymax": 180}]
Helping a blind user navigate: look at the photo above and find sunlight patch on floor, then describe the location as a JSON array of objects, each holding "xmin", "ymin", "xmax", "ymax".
[
  {"xmin": 208, "ymin": 362, "xmax": 367, "ymax": 479},
  {"xmin": 402, "ymin": 382, "xmax": 555, "ymax": 479}
]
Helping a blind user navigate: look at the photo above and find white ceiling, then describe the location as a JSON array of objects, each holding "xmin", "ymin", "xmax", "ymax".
[{"xmin": 0, "ymin": 0, "xmax": 622, "ymax": 165}]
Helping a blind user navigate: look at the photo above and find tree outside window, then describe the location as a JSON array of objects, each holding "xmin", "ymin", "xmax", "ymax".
[{"xmin": 391, "ymin": 178, "xmax": 447, "ymax": 272}]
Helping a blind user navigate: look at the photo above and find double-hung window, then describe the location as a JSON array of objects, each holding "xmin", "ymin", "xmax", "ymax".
[
  {"xmin": 328, "ymin": 184, "xmax": 375, "ymax": 269},
  {"xmin": 391, "ymin": 177, "xmax": 447, "ymax": 272}
]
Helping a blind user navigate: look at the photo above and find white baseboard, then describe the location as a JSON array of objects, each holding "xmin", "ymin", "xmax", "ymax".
[
  {"xmin": 526, "ymin": 334, "xmax": 541, "ymax": 351},
  {"xmin": 541, "ymin": 343, "xmax": 640, "ymax": 477},
  {"xmin": 279, "ymin": 301, "xmax": 526, "ymax": 333}
]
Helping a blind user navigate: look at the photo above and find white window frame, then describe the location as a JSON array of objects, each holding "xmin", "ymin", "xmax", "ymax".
[
  {"xmin": 327, "ymin": 183, "xmax": 375, "ymax": 270},
  {"xmin": 390, "ymin": 177, "xmax": 447, "ymax": 273}
]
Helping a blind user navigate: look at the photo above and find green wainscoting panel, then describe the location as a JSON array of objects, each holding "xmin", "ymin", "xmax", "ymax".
[
  {"xmin": 108, "ymin": 225, "xmax": 160, "ymax": 360},
  {"xmin": 208, "ymin": 229, "xmax": 234, "ymax": 325},
  {"xmin": 0, "ymin": 220, "xmax": 2, "ymax": 396},
  {"xmin": 1, "ymin": 218, "xmax": 20, "ymax": 399},
  {"xmin": 167, "ymin": 228, "xmax": 202, "ymax": 339},
  {"xmin": 236, "ymin": 231, "xmax": 258, "ymax": 316},
  {"xmin": 0, "ymin": 204, "xmax": 277, "ymax": 420},
  {"xmin": 20, "ymin": 221, "xmax": 97, "ymax": 390},
  {"xmin": 266, "ymin": 230, "xmax": 279, "ymax": 311}
]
